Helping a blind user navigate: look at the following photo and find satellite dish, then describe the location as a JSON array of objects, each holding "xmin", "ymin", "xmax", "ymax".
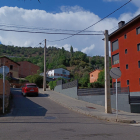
[
  {"xmin": 110, "ymin": 67, "xmax": 121, "ymax": 79},
  {"xmin": 0, "ymin": 66, "xmax": 9, "ymax": 75}
]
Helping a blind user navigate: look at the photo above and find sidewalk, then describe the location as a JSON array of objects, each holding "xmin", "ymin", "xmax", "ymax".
[{"xmin": 39, "ymin": 88, "xmax": 140, "ymax": 124}]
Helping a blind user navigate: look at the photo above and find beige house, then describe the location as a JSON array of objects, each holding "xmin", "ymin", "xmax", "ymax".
[{"xmin": 89, "ymin": 69, "xmax": 101, "ymax": 83}]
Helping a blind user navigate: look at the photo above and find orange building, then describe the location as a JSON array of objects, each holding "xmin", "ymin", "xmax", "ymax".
[
  {"xmin": 90, "ymin": 69, "xmax": 101, "ymax": 83},
  {"xmin": 109, "ymin": 14, "xmax": 140, "ymax": 94}
]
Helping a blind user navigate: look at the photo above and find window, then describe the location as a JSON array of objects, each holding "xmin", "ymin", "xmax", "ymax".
[
  {"xmin": 124, "ymin": 34, "xmax": 127, "ymax": 39},
  {"xmin": 10, "ymin": 65, "xmax": 13, "ymax": 70},
  {"xmin": 125, "ymin": 49, "xmax": 127, "ymax": 54},
  {"xmin": 137, "ymin": 43, "xmax": 140, "ymax": 51},
  {"xmin": 136, "ymin": 26, "xmax": 140, "ymax": 35},
  {"xmin": 112, "ymin": 53, "xmax": 119, "ymax": 65},
  {"xmin": 126, "ymin": 64, "xmax": 128, "ymax": 69},
  {"xmin": 127, "ymin": 80, "xmax": 129, "ymax": 85},
  {"xmin": 112, "ymin": 40, "xmax": 119, "ymax": 52},
  {"xmin": 91, "ymin": 75, "xmax": 93, "ymax": 77},
  {"xmin": 138, "ymin": 61, "xmax": 140, "ymax": 68}
]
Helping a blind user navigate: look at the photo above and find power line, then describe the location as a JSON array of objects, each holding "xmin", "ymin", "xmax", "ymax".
[
  {"xmin": 0, "ymin": 23, "xmax": 103, "ymax": 33},
  {"xmin": 34, "ymin": 39, "xmax": 45, "ymax": 48},
  {"xmin": 0, "ymin": 28, "xmax": 103, "ymax": 35},
  {"xmin": 47, "ymin": 0, "xmax": 132, "ymax": 42},
  {"xmin": 108, "ymin": 14, "xmax": 136, "ymax": 34}
]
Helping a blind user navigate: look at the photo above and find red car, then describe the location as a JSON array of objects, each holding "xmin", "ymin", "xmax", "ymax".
[{"xmin": 22, "ymin": 83, "xmax": 38, "ymax": 97}]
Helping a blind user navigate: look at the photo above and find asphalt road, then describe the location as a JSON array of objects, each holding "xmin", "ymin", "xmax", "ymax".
[{"xmin": 0, "ymin": 88, "xmax": 139, "ymax": 140}]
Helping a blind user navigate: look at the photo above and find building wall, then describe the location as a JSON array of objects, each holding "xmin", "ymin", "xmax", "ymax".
[
  {"xmin": 110, "ymin": 20, "xmax": 140, "ymax": 93},
  {"xmin": 0, "ymin": 57, "xmax": 19, "ymax": 78},
  {"xmin": 47, "ymin": 68, "xmax": 70, "ymax": 79},
  {"xmin": 0, "ymin": 79, "xmax": 10, "ymax": 95},
  {"xmin": 18, "ymin": 61, "xmax": 40, "ymax": 78},
  {"xmin": 90, "ymin": 70, "xmax": 101, "ymax": 83}
]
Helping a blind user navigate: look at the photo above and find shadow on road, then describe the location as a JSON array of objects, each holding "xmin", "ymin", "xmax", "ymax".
[{"xmin": 7, "ymin": 88, "xmax": 48, "ymax": 117}]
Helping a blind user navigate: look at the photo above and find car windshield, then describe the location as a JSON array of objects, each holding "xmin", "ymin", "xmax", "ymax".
[{"xmin": 27, "ymin": 85, "xmax": 37, "ymax": 88}]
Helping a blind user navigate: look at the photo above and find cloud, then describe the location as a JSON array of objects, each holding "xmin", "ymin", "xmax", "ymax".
[
  {"xmin": 60, "ymin": 5, "xmax": 85, "ymax": 12},
  {"xmin": 0, "ymin": 6, "xmax": 139, "ymax": 57},
  {"xmin": 58, "ymin": 44, "xmax": 78, "ymax": 52},
  {"xmin": 81, "ymin": 44, "xmax": 95, "ymax": 55}
]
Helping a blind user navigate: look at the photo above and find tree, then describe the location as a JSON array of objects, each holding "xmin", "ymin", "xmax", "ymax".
[{"xmin": 70, "ymin": 46, "xmax": 73, "ymax": 58}]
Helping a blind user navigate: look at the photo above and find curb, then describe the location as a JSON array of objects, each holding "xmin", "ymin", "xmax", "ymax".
[{"xmin": 47, "ymin": 95, "xmax": 136, "ymax": 124}]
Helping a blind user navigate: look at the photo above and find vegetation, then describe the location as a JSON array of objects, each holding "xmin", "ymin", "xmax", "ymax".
[
  {"xmin": 0, "ymin": 44, "xmax": 111, "ymax": 88},
  {"xmin": 25, "ymin": 74, "xmax": 43, "ymax": 87}
]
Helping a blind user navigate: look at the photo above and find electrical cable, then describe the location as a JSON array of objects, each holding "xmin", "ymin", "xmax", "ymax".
[
  {"xmin": 47, "ymin": 0, "xmax": 132, "ymax": 42},
  {"xmin": 0, "ymin": 28, "xmax": 103, "ymax": 35},
  {"xmin": 34, "ymin": 39, "xmax": 45, "ymax": 48},
  {"xmin": 0, "ymin": 23, "xmax": 103, "ymax": 33}
]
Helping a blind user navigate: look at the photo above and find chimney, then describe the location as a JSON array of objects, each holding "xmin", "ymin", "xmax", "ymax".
[{"xmin": 118, "ymin": 21, "xmax": 125, "ymax": 28}]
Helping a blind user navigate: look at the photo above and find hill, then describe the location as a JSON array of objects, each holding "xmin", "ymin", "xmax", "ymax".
[{"xmin": 0, "ymin": 44, "xmax": 110, "ymax": 87}]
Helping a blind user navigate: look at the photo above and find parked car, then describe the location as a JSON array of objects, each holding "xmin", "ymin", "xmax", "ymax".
[{"xmin": 22, "ymin": 83, "xmax": 38, "ymax": 97}]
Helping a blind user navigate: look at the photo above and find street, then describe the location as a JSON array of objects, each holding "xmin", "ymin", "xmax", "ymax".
[{"xmin": 0, "ymin": 88, "xmax": 139, "ymax": 140}]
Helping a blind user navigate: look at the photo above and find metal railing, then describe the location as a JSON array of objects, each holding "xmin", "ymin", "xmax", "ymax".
[{"xmin": 78, "ymin": 87, "xmax": 129, "ymax": 96}]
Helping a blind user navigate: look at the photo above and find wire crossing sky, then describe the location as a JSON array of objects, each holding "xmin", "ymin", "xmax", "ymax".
[{"xmin": 0, "ymin": 0, "xmax": 139, "ymax": 56}]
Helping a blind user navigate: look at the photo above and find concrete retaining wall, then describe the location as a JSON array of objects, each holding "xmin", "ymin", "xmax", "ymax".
[
  {"xmin": 78, "ymin": 94, "xmax": 130, "ymax": 112},
  {"xmin": 54, "ymin": 85, "xmax": 78, "ymax": 99}
]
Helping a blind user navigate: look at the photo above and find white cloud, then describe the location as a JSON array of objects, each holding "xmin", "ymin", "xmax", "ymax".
[
  {"xmin": 81, "ymin": 44, "xmax": 95, "ymax": 55},
  {"xmin": 60, "ymin": 5, "xmax": 84, "ymax": 12},
  {"xmin": 59, "ymin": 44, "xmax": 78, "ymax": 52},
  {"xmin": 0, "ymin": 6, "xmax": 139, "ymax": 56}
]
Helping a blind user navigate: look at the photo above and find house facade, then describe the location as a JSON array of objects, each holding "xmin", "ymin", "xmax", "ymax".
[
  {"xmin": 45, "ymin": 68, "xmax": 70, "ymax": 80},
  {"xmin": 109, "ymin": 14, "xmax": 140, "ymax": 94},
  {"xmin": 0, "ymin": 56, "xmax": 20, "ymax": 78},
  {"xmin": 90, "ymin": 69, "xmax": 101, "ymax": 83},
  {"xmin": 18, "ymin": 61, "xmax": 40, "ymax": 78}
]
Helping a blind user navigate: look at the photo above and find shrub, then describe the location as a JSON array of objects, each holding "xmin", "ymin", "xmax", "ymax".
[
  {"xmin": 25, "ymin": 74, "xmax": 43, "ymax": 87},
  {"xmin": 88, "ymin": 81, "xmax": 104, "ymax": 88}
]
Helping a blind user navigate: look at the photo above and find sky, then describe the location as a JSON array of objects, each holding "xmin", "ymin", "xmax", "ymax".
[{"xmin": 0, "ymin": 0, "xmax": 139, "ymax": 56}]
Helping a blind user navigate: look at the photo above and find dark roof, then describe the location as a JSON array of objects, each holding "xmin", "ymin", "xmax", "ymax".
[
  {"xmin": 0, "ymin": 56, "xmax": 20, "ymax": 66},
  {"xmin": 109, "ymin": 14, "xmax": 140, "ymax": 40}
]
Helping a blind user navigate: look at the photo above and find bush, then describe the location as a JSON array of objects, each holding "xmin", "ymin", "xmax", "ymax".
[
  {"xmin": 25, "ymin": 74, "xmax": 43, "ymax": 87},
  {"xmin": 49, "ymin": 81, "xmax": 57, "ymax": 90},
  {"xmin": 88, "ymin": 81, "xmax": 104, "ymax": 88}
]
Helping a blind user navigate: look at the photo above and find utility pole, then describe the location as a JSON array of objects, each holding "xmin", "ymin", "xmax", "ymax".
[
  {"xmin": 104, "ymin": 30, "xmax": 112, "ymax": 113},
  {"xmin": 43, "ymin": 39, "xmax": 46, "ymax": 91}
]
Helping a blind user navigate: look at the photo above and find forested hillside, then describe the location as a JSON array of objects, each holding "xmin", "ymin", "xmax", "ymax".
[{"xmin": 0, "ymin": 44, "xmax": 111, "ymax": 87}]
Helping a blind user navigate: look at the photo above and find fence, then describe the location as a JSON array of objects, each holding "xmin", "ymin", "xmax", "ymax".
[
  {"xmin": 78, "ymin": 87, "xmax": 129, "ymax": 96},
  {"xmin": 54, "ymin": 80, "xmax": 78, "ymax": 99},
  {"xmin": 62, "ymin": 80, "xmax": 78, "ymax": 89}
]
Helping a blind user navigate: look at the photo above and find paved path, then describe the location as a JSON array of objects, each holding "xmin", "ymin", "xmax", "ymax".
[{"xmin": 40, "ymin": 88, "xmax": 140, "ymax": 124}]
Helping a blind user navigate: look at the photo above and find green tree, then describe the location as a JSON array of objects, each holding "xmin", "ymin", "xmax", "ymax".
[{"xmin": 70, "ymin": 46, "xmax": 73, "ymax": 58}]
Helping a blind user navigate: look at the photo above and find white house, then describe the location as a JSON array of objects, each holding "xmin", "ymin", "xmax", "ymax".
[{"xmin": 41, "ymin": 68, "xmax": 70, "ymax": 80}]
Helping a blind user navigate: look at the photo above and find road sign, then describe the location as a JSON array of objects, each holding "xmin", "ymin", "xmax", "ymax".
[
  {"xmin": 0, "ymin": 66, "xmax": 9, "ymax": 75},
  {"xmin": 110, "ymin": 67, "xmax": 121, "ymax": 79}
]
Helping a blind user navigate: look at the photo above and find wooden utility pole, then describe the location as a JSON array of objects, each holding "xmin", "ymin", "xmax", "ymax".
[
  {"xmin": 43, "ymin": 39, "xmax": 46, "ymax": 91},
  {"xmin": 104, "ymin": 30, "xmax": 112, "ymax": 113}
]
